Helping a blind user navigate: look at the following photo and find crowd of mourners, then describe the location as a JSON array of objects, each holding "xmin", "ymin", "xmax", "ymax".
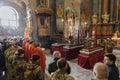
[
  {"xmin": 0, "ymin": 38, "xmax": 46, "ymax": 80},
  {"xmin": 0, "ymin": 37, "xmax": 119, "ymax": 80},
  {"xmin": 0, "ymin": 38, "xmax": 74, "ymax": 80}
]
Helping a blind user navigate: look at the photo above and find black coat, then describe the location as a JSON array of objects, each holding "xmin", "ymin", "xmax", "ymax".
[
  {"xmin": 2, "ymin": 41, "xmax": 8, "ymax": 53},
  {"xmin": 48, "ymin": 58, "xmax": 71, "ymax": 74},
  {"xmin": 108, "ymin": 64, "xmax": 119, "ymax": 80},
  {"xmin": 0, "ymin": 50, "xmax": 6, "ymax": 76},
  {"xmin": 48, "ymin": 58, "xmax": 59, "ymax": 74}
]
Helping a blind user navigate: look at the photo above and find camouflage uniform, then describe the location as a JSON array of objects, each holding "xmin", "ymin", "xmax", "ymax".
[
  {"xmin": 12, "ymin": 56, "xmax": 26, "ymax": 80},
  {"xmin": 4, "ymin": 47, "xmax": 12, "ymax": 70},
  {"xmin": 24, "ymin": 63, "xmax": 44, "ymax": 80},
  {"xmin": 4, "ymin": 47, "xmax": 13, "ymax": 61},
  {"xmin": 49, "ymin": 69, "xmax": 75, "ymax": 80},
  {"xmin": 106, "ymin": 40, "xmax": 115, "ymax": 53},
  {"xmin": 99, "ymin": 39, "xmax": 106, "ymax": 47},
  {"xmin": 5, "ymin": 47, "xmax": 17, "ymax": 80}
]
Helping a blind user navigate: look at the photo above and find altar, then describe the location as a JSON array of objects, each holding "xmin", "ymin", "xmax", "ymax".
[
  {"xmin": 78, "ymin": 47, "xmax": 105, "ymax": 69},
  {"xmin": 62, "ymin": 45, "xmax": 84, "ymax": 60},
  {"xmin": 50, "ymin": 43, "xmax": 84, "ymax": 60},
  {"xmin": 50, "ymin": 43, "xmax": 67, "ymax": 54}
]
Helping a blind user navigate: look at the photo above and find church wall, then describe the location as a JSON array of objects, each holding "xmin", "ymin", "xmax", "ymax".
[
  {"xmin": 55, "ymin": 0, "xmax": 81, "ymax": 34},
  {"xmin": 21, "ymin": 0, "xmax": 120, "ymax": 44},
  {"xmin": 0, "ymin": 0, "xmax": 27, "ymax": 37},
  {"xmin": 56, "ymin": 0, "xmax": 64, "ymax": 34},
  {"xmin": 50, "ymin": 0, "xmax": 56, "ymax": 36},
  {"xmin": 64, "ymin": 0, "xmax": 81, "ymax": 18},
  {"xmin": 28, "ymin": 0, "xmax": 36, "ymax": 10}
]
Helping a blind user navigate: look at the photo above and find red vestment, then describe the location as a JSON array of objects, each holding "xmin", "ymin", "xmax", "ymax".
[
  {"xmin": 22, "ymin": 40, "xmax": 27, "ymax": 50},
  {"xmin": 24, "ymin": 42, "xmax": 29, "ymax": 62},
  {"xmin": 28, "ymin": 44, "xmax": 35, "ymax": 61},
  {"xmin": 35, "ymin": 47, "xmax": 46, "ymax": 71}
]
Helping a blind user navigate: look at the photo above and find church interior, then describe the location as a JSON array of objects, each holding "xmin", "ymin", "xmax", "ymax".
[{"xmin": 0, "ymin": 0, "xmax": 120, "ymax": 80}]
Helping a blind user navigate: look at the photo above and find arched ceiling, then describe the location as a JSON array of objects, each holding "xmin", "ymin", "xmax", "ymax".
[
  {"xmin": 0, "ymin": 0, "xmax": 27, "ymax": 17},
  {"xmin": 0, "ymin": 0, "xmax": 28, "ymax": 36}
]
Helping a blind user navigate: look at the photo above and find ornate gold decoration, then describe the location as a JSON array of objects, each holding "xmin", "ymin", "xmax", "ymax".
[
  {"xmin": 113, "ymin": 28, "xmax": 120, "ymax": 38},
  {"xmin": 102, "ymin": 13, "xmax": 109, "ymax": 23},
  {"xmin": 40, "ymin": 0, "xmax": 45, "ymax": 7},
  {"xmin": 81, "ymin": 12, "xmax": 85, "ymax": 22},
  {"xmin": 36, "ymin": 8, "xmax": 53, "ymax": 15},
  {"xmin": 92, "ymin": 14, "xmax": 97, "ymax": 24},
  {"xmin": 57, "ymin": 5, "xmax": 63, "ymax": 18}
]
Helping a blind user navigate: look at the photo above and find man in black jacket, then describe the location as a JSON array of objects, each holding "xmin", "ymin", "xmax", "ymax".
[
  {"xmin": 103, "ymin": 53, "xmax": 119, "ymax": 80},
  {"xmin": 0, "ymin": 43, "xmax": 6, "ymax": 77},
  {"xmin": 48, "ymin": 51, "xmax": 71, "ymax": 74},
  {"xmin": 2, "ymin": 38, "xmax": 8, "ymax": 53}
]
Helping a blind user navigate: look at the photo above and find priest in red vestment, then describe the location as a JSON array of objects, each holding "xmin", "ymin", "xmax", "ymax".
[
  {"xmin": 24, "ymin": 40, "xmax": 30, "ymax": 62},
  {"xmin": 34, "ymin": 43, "xmax": 46, "ymax": 71},
  {"xmin": 22, "ymin": 39, "xmax": 27, "ymax": 50},
  {"xmin": 28, "ymin": 41, "xmax": 35, "ymax": 61}
]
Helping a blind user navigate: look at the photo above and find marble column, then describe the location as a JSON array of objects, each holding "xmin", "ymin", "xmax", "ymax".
[
  {"xmin": 47, "ymin": 0, "xmax": 49, "ymax": 8},
  {"xmin": 110, "ymin": 0, "xmax": 114, "ymax": 22},
  {"xmin": 92, "ymin": 0, "xmax": 98, "ymax": 24},
  {"xmin": 92, "ymin": 0, "xmax": 97, "ymax": 14},
  {"xmin": 102, "ymin": 0, "xmax": 109, "ymax": 14},
  {"xmin": 114, "ymin": 0, "xmax": 117, "ymax": 22},
  {"xmin": 31, "ymin": 10, "xmax": 38, "ymax": 42},
  {"xmin": 102, "ymin": 0, "xmax": 109, "ymax": 23},
  {"xmin": 98, "ymin": 0, "xmax": 102, "ymax": 23},
  {"xmin": 36, "ymin": 0, "xmax": 40, "ymax": 7},
  {"xmin": 50, "ymin": 0, "xmax": 56, "ymax": 36},
  {"xmin": 118, "ymin": 0, "xmax": 120, "ymax": 21}
]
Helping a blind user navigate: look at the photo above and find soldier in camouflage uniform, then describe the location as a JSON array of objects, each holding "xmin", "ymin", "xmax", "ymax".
[
  {"xmin": 106, "ymin": 38, "xmax": 115, "ymax": 53},
  {"xmin": 12, "ymin": 49, "xmax": 26, "ymax": 80},
  {"xmin": 99, "ymin": 39, "xmax": 106, "ymax": 47},
  {"xmin": 5, "ymin": 44, "xmax": 14, "ymax": 61},
  {"xmin": 5, "ymin": 45, "xmax": 18, "ymax": 80},
  {"xmin": 24, "ymin": 54, "xmax": 44, "ymax": 80},
  {"xmin": 49, "ymin": 58, "xmax": 75, "ymax": 80}
]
